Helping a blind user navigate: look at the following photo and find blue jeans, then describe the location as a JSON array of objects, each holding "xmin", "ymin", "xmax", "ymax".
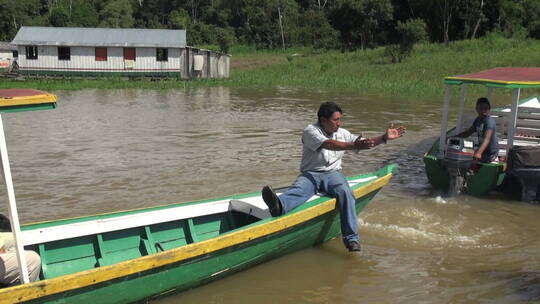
[{"xmin": 278, "ymin": 170, "xmax": 359, "ymax": 245}]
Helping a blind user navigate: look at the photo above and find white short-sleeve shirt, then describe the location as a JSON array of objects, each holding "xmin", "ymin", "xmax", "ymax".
[{"xmin": 300, "ymin": 122, "xmax": 358, "ymax": 172}]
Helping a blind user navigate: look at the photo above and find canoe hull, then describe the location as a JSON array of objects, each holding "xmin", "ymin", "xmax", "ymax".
[
  {"xmin": 25, "ymin": 191, "xmax": 380, "ymax": 304},
  {"xmin": 4, "ymin": 165, "xmax": 394, "ymax": 304}
]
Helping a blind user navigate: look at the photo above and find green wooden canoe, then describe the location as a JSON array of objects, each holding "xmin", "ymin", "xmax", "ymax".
[{"xmin": 0, "ymin": 164, "xmax": 396, "ymax": 304}]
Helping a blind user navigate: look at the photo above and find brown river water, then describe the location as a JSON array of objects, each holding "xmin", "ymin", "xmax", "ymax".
[{"xmin": 1, "ymin": 88, "xmax": 539, "ymax": 303}]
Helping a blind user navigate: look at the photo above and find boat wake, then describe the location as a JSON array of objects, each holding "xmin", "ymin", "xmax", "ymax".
[{"xmin": 359, "ymin": 204, "xmax": 507, "ymax": 250}]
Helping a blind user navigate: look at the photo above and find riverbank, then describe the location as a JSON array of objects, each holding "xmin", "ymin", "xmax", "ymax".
[{"xmin": 2, "ymin": 34, "xmax": 540, "ymax": 99}]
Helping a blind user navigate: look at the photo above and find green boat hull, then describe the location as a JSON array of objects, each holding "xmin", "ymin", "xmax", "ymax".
[
  {"xmin": 28, "ymin": 192, "xmax": 378, "ymax": 304},
  {"xmin": 424, "ymin": 135, "xmax": 505, "ymax": 196},
  {"xmin": 3, "ymin": 164, "xmax": 395, "ymax": 304}
]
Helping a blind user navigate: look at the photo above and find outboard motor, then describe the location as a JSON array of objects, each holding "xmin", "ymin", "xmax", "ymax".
[
  {"xmin": 442, "ymin": 137, "xmax": 474, "ymax": 196},
  {"xmin": 508, "ymin": 146, "xmax": 540, "ymax": 202}
]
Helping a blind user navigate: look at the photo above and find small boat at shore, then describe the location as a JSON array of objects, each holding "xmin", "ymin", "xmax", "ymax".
[
  {"xmin": 424, "ymin": 67, "xmax": 540, "ymax": 201},
  {"xmin": 0, "ymin": 89, "xmax": 396, "ymax": 303}
]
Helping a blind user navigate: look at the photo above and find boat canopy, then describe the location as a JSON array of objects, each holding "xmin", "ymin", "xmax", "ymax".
[
  {"xmin": 439, "ymin": 67, "xmax": 540, "ymax": 158},
  {"xmin": 0, "ymin": 89, "xmax": 57, "ymax": 113},
  {"xmin": 444, "ymin": 67, "xmax": 540, "ymax": 89}
]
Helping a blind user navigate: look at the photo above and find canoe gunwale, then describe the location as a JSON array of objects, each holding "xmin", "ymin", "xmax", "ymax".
[{"xmin": 0, "ymin": 167, "xmax": 394, "ymax": 303}]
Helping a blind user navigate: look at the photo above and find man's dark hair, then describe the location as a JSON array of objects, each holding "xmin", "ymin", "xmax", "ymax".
[
  {"xmin": 317, "ymin": 102, "xmax": 342, "ymax": 122},
  {"xmin": 476, "ymin": 97, "xmax": 491, "ymax": 108},
  {"xmin": 0, "ymin": 214, "xmax": 11, "ymax": 232}
]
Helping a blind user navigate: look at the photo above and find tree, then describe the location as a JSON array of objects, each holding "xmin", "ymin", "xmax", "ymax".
[
  {"xmin": 458, "ymin": 0, "xmax": 486, "ymax": 39},
  {"xmin": 168, "ymin": 8, "xmax": 190, "ymax": 29},
  {"xmin": 437, "ymin": 0, "xmax": 461, "ymax": 44},
  {"xmin": 523, "ymin": 0, "xmax": 540, "ymax": 38},
  {"xmin": 329, "ymin": 0, "xmax": 393, "ymax": 50},
  {"xmin": 69, "ymin": 0, "xmax": 99, "ymax": 27},
  {"xmin": 0, "ymin": 0, "xmax": 44, "ymax": 41},
  {"xmin": 99, "ymin": 0, "xmax": 134, "ymax": 28},
  {"xmin": 239, "ymin": 0, "xmax": 300, "ymax": 49},
  {"xmin": 216, "ymin": 27, "xmax": 235, "ymax": 53},
  {"xmin": 387, "ymin": 18, "xmax": 427, "ymax": 62},
  {"xmin": 296, "ymin": 9, "xmax": 338, "ymax": 49},
  {"xmin": 0, "ymin": 0, "xmax": 19, "ymax": 40},
  {"xmin": 499, "ymin": 0, "xmax": 540, "ymax": 39},
  {"xmin": 49, "ymin": 7, "xmax": 70, "ymax": 27}
]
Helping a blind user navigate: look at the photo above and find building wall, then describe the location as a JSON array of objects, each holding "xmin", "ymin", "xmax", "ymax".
[
  {"xmin": 15, "ymin": 44, "xmax": 229, "ymax": 79},
  {"xmin": 0, "ymin": 50, "xmax": 13, "ymax": 59},
  {"xmin": 184, "ymin": 48, "xmax": 230, "ymax": 79},
  {"xmin": 17, "ymin": 45, "xmax": 184, "ymax": 76}
]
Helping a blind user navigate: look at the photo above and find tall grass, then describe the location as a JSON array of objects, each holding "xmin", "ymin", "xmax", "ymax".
[
  {"xmin": 228, "ymin": 34, "xmax": 540, "ymax": 99},
  {"xmin": 2, "ymin": 35, "xmax": 540, "ymax": 99}
]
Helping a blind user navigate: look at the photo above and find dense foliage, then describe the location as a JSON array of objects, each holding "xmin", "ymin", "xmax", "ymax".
[{"xmin": 1, "ymin": 0, "xmax": 539, "ymax": 52}]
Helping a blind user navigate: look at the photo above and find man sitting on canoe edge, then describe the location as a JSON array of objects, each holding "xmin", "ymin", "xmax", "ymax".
[
  {"xmin": 262, "ymin": 101, "xmax": 405, "ymax": 252},
  {"xmin": 0, "ymin": 214, "xmax": 41, "ymax": 286}
]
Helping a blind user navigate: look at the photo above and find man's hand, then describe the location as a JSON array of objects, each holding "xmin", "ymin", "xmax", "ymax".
[
  {"xmin": 473, "ymin": 151, "xmax": 483, "ymax": 160},
  {"xmin": 386, "ymin": 125, "xmax": 406, "ymax": 140},
  {"xmin": 354, "ymin": 137, "xmax": 375, "ymax": 149}
]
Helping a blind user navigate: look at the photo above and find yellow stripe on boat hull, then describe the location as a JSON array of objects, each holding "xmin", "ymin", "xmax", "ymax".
[{"xmin": 0, "ymin": 93, "xmax": 57, "ymax": 108}]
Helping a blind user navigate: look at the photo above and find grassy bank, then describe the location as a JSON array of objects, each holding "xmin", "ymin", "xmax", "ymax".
[
  {"xmin": 228, "ymin": 34, "xmax": 540, "ymax": 99},
  {"xmin": 2, "ymin": 34, "xmax": 540, "ymax": 99}
]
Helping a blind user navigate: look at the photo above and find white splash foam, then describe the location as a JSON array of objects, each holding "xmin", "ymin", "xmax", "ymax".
[
  {"xmin": 434, "ymin": 196, "xmax": 447, "ymax": 204},
  {"xmin": 359, "ymin": 213, "xmax": 502, "ymax": 249}
]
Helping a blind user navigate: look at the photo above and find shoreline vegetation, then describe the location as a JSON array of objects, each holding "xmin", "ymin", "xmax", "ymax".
[{"xmin": 2, "ymin": 34, "xmax": 540, "ymax": 99}]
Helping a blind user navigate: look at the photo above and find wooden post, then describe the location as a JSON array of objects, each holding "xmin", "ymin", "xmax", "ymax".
[{"xmin": 0, "ymin": 114, "xmax": 29, "ymax": 284}]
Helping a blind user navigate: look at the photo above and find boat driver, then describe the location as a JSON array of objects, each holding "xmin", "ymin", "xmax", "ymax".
[
  {"xmin": 261, "ymin": 101, "xmax": 405, "ymax": 252},
  {"xmin": 456, "ymin": 97, "xmax": 500, "ymax": 162}
]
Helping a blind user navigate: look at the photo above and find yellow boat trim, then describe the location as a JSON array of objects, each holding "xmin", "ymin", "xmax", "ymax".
[
  {"xmin": 445, "ymin": 76, "xmax": 540, "ymax": 86},
  {"xmin": 0, "ymin": 93, "xmax": 57, "ymax": 107},
  {"xmin": 0, "ymin": 173, "xmax": 391, "ymax": 303}
]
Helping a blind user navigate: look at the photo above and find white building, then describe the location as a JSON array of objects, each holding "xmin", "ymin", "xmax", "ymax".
[
  {"xmin": 11, "ymin": 26, "xmax": 229, "ymax": 79},
  {"xmin": 0, "ymin": 42, "xmax": 17, "ymax": 71}
]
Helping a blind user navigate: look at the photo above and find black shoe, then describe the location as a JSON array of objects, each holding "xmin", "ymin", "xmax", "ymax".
[
  {"xmin": 262, "ymin": 185, "xmax": 283, "ymax": 217},
  {"xmin": 346, "ymin": 241, "xmax": 361, "ymax": 252}
]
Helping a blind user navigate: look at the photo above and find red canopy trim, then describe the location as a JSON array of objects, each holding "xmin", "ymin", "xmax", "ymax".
[
  {"xmin": 0, "ymin": 89, "xmax": 50, "ymax": 99},
  {"xmin": 445, "ymin": 67, "xmax": 540, "ymax": 85}
]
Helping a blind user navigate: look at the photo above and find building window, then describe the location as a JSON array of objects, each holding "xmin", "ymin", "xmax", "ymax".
[
  {"xmin": 25, "ymin": 46, "xmax": 38, "ymax": 60},
  {"xmin": 123, "ymin": 48, "xmax": 136, "ymax": 61},
  {"xmin": 156, "ymin": 48, "xmax": 168, "ymax": 62},
  {"xmin": 12, "ymin": 50, "xmax": 18, "ymax": 58},
  {"xmin": 95, "ymin": 47, "xmax": 107, "ymax": 61},
  {"xmin": 58, "ymin": 47, "xmax": 70, "ymax": 61}
]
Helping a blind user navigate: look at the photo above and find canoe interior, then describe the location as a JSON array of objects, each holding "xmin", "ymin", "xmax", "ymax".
[{"xmin": 25, "ymin": 211, "xmax": 260, "ymax": 280}]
